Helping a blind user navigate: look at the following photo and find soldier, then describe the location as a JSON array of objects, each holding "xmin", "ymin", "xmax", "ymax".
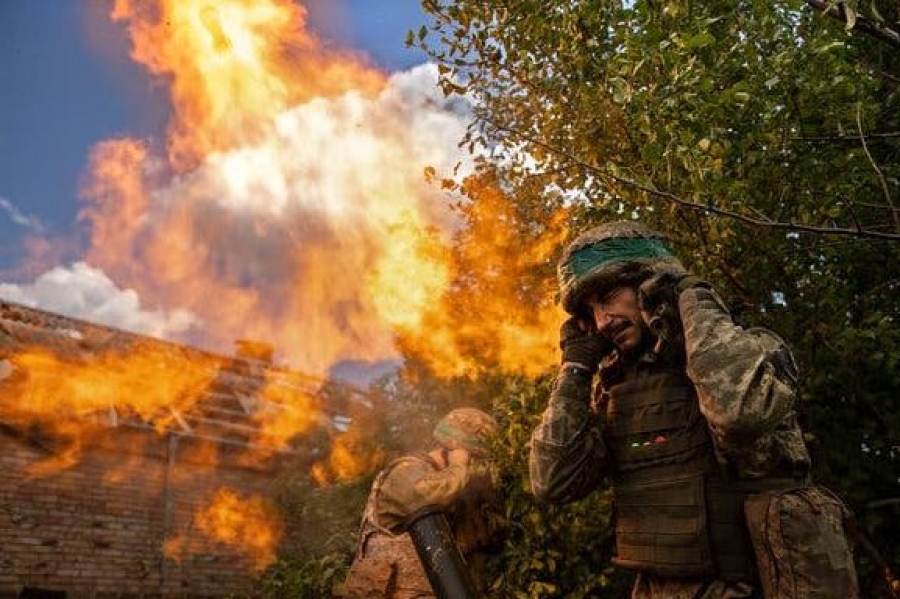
[
  {"xmin": 340, "ymin": 407, "xmax": 501, "ymax": 599},
  {"xmin": 529, "ymin": 220, "xmax": 859, "ymax": 598}
]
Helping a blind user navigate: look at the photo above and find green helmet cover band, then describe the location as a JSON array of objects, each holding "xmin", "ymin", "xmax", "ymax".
[
  {"xmin": 562, "ymin": 237, "xmax": 674, "ymax": 280},
  {"xmin": 434, "ymin": 422, "xmax": 487, "ymax": 451}
]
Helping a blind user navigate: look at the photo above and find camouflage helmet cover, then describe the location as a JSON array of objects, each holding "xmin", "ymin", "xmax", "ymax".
[
  {"xmin": 433, "ymin": 408, "xmax": 498, "ymax": 457},
  {"xmin": 558, "ymin": 220, "xmax": 685, "ymax": 314}
]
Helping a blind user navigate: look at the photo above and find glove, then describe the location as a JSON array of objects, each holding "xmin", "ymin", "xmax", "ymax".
[
  {"xmin": 559, "ymin": 316, "xmax": 612, "ymax": 374},
  {"xmin": 638, "ymin": 270, "xmax": 707, "ymax": 342}
]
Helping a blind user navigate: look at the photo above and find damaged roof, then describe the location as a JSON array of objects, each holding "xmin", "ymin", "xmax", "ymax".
[{"xmin": 0, "ymin": 299, "xmax": 360, "ymax": 453}]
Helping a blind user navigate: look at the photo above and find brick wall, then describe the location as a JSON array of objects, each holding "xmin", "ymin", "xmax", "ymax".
[{"xmin": 0, "ymin": 426, "xmax": 283, "ymax": 599}]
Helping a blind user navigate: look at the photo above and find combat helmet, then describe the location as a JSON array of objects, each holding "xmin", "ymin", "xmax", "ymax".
[
  {"xmin": 433, "ymin": 408, "xmax": 498, "ymax": 457},
  {"xmin": 558, "ymin": 220, "xmax": 685, "ymax": 315}
]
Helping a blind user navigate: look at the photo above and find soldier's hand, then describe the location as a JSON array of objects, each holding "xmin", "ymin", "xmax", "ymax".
[
  {"xmin": 638, "ymin": 270, "xmax": 706, "ymax": 343},
  {"xmin": 560, "ymin": 316, "xmax": 612, "ymax": 373},
  {"xmin": 446, "ymin": 448, "xmax": 470, "ymax": 467}
]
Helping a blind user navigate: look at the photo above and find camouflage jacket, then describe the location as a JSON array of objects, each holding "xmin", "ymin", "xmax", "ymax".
[
  {"xmin": 529, "ymin": 285, "xmax": 811, "ymax": 503},
  {"xmin": 368, "ymin": 454, "xmax": 470, "ymax": 534}
]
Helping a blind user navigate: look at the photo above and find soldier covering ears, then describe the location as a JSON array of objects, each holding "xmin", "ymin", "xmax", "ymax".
[{"xmin": 529, "ymin": 220, "xmax": 859, "ymax": 598}]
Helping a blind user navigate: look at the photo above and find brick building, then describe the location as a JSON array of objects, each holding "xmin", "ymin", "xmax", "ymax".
[{"xmin": 0, "ymin": 300, "xmax": 350, "ymax": 598}]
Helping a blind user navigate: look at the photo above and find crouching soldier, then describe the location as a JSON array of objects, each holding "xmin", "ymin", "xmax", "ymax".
[{"xmin": 339, "ymin": 407, "xmax": 501, "ymax": 599}]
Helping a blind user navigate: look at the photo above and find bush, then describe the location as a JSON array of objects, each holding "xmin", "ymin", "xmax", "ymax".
[{"xmin": 249, "ymin": 553, "xmax": 350, "ymax": 599}]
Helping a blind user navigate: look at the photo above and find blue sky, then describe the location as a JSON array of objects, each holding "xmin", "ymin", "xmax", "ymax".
[{"xmin": 0, "ymin": 0, "xmax": 430, "ymax": 270}]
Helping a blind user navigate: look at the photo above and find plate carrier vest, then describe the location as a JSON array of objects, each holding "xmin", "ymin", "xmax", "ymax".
[{"xmin": 604, "ymin": 369, "xmax": 763, "ymax": 581}]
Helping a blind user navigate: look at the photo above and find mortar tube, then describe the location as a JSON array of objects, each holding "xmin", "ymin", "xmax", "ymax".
[{"xmin": 404, "ymin": 506, "xmax": 478, "ymax": 599}]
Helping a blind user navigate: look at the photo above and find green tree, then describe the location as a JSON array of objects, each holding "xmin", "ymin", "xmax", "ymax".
[{"xmin": 411, "ymin": 0, "xmax": 900, "ymax": 596}]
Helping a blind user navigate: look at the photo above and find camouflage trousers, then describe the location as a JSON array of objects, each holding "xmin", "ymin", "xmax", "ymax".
[{"xmin": 631, "ymin": 575, "xmax": 759, "ymax": 599}]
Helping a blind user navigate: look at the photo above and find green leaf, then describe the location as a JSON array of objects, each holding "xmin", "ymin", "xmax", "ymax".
[{"xmin": 685, "ymin": 30, "xmax": 715, "ymax": 49}]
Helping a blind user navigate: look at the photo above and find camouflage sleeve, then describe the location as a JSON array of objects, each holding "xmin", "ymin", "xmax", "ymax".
[
  {"xmin": 411, "ymin": 463, "xmax": 470, "ymax": 511},
  {"xmin": 374, "ymin": 458, "xmax": 471, "ymax": 533},
  {"xmin": 679, "ymin": 286, "xmax": 799, "ymax": 448},
  {"xmin": 529, "ymin": 367, "xmax": 608, "ymax": 503}
]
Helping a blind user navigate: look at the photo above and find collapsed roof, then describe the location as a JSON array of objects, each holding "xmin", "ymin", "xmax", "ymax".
[{"xmin": 0, "ymin": 299, "xmax": 362, "ymax": 453}]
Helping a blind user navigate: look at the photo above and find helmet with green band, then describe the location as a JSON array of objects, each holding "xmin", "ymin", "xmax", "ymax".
[
  {"xmin": 433, "ymin": 408, "xmax": 498, "ymax": 457},
  {"xmin": 558, "ymin": 220, "xmax": 685, "ymax": 314}
]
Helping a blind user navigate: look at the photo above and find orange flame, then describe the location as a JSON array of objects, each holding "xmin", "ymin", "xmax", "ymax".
[
  {"xmin": 2, "ymin": 345, "xmax": 218, "ymax": 430},
  {"xmin": 165, "ymin": 488, "xmax": 282, "ymax": 571},
  {"xmin": 399, "ymin": 173, "xmax": 570, "ymax": 378},
  {"xmin": 0, "ymin": 332, "xmax": 347, "ymax": 462},
  {"xmin": 311, "ymin": 426, "xmax": 386, "ymax": 485},
  {"xmin": 110, "ymin": 0, "xmax": 383, "ymax": 167},
  {"xmin": 251, "ymin": 370, "xmax": 323, "ymax": 451},
  {"xmin": 0, "ymin": 2, "xmax": 582, "ymax": 583},
  {"xmin": 0, "ymin": 344, "xmax": 219, "ymax": 475},
  {"xmin": 80, "ymin": 0, "xmax": 461, "ymax": 379}
]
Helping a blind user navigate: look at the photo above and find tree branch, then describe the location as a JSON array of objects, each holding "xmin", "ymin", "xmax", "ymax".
[
  {"xmin": 483, "ymin": 119, "xmax": 900, "ymax": 241},
  {"xmin": 856, "ymin": 103, "xmax": 899, "ymax": 231},
  {"xmin": 612, "ymin": 175, "xmax": 900, "ymax": 240},
  {"xmin": 804, "ymin": 0, "xmax": 900, "ymax": 50},
  {"xmin": 794, "ymin": 131, "xmax": 900, "ymax": 142}
]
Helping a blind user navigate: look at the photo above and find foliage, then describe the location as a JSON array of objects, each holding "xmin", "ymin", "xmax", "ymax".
[
  {"xmin": 411, "ymin": 0, "xmax": 900, "ymax": 596},
  {"xmin": 242, "ymin": 470, "xmax": 367, "ymax": 598},
  {"xmin": 243, "ymin": 553, "xmax": 350, "ymax": 599}
]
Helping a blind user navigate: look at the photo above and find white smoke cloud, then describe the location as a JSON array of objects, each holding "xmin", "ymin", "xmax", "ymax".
[
  {"xmin": 175, "ymin": 63, "xmax": 475, "ymax": 225},
  {"xmin": 139, "ymin": 62, "xmax": 478, "ymax": 297},
  {"xmin": 0, "ymin": 262, "xmax": 199, "ymax": 338}
]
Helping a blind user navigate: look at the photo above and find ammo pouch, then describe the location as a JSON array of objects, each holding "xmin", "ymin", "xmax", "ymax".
[
  {"xmin": 744, "ymin": 485, "xmax": 859, "ymax": 598},
  {"xmin": 340, "ymin": 532, "xmax": 433, "ymax": 598}
]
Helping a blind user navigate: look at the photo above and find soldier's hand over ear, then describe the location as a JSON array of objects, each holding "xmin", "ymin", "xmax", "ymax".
[
  {"xmin": 560, "ymin": 317, "xmax": 612, "ymax": 373},
  {"xmin": 638, "ymin": 271, "xmax": 707, "ymax": 342}
]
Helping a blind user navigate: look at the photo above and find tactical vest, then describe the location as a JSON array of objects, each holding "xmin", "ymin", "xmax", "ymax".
[{"xmin": 604, "ymin": 369, "xmax": 759, "ymax": 581}]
